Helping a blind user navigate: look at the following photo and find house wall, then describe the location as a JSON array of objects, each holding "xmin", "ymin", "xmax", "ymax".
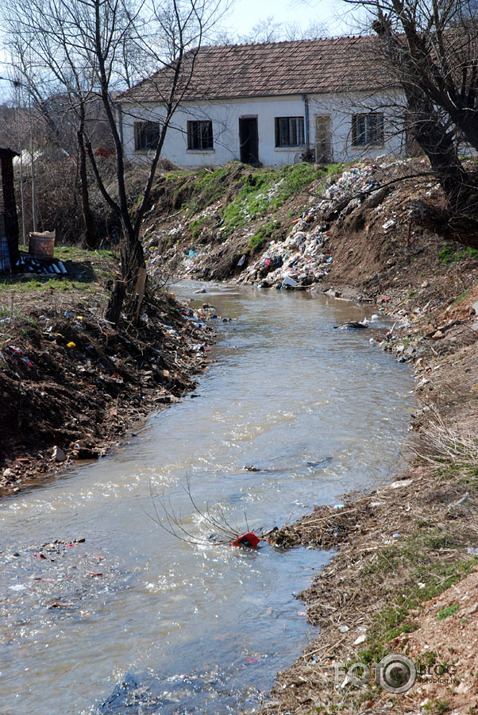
[{"xmin": 118, "ymin": 91, "xmax": 405, "ymax": 168}]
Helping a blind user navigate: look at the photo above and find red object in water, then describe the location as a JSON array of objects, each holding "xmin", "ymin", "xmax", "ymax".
[{"xmin": 231, "ymin": 532, "xmax": 261, "ymax": 549}]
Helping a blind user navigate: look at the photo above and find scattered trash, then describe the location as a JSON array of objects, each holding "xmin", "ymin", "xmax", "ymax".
[
  {"xmin": 382, "ymin": 219, "xmax": 396, "ymax": 231},
  {"xmin": 149, "ymin": 478, "xmax": 261, "ymax": 549},
  {"xmin": 231, "ymin": 532, "xmax": 261, "ymax": 549},
  {"xmin": 15, "ymin": 251, "xmax": 68, "ymax": 275},
  {"xmin": 7, "ymin": 345, "xmax": 33, "ymax": 367},
  {"xmin": 281, "ymin": 276, "xmax": 298, "ymax": 289},
  {"xmin": 338, "ymin": 624, "xmax": 350, "ymax": 633},
  {"xmin": 334, "ymin": 321, "xmax": 368, "ymax": 330},
  {"xmin": 388, "ymin": 479, "xmax": 413, "ymax": 489}
]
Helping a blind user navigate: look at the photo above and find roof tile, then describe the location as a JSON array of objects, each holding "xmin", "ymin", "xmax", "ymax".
[{"xmin": 119, "ymin": 36, "xmax": 391, "ymax": 104}]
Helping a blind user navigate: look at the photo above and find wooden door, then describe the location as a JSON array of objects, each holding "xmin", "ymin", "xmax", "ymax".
[{"xmin": 315, "ymin": 116, "xmax": 332, "ymax": 163}]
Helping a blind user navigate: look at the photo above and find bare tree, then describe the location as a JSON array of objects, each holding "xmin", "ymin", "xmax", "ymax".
[
  {"xmin": 345, "ymin": 0, "xmax": 478, "ymax": 247},
  {"xmin": 2, "ymin": 0, "xmax": 231, "ymax": 322},
  {"xmin": 227, "ymin": 16, "xmax": 329, "ymax": 44}
]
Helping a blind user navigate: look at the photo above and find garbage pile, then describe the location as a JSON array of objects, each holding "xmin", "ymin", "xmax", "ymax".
[
  {"xmin": 15, "ymin": 252, "xmax": 68, "ymax": 275},
  {"xmin": 235, "ymin": 164, "xmax": 380, "ymax": 289},
  {"xmin": 236, "ymin": 224, "xmax": 332, "ymax": 289},
  {"xmin": 316, "ymin": 164, "xmax": 378, "ymax": 219}
]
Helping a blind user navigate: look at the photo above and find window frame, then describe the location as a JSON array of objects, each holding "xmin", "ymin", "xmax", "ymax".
[
  {"xmin": 134, "ymin": 121, "xmax": 161, "ymax": 152},
  {"xmin": 187, "ymin": 120, "xmax": 214, "ymax": 151},
  {"xmin": 275, "ymin": 116, "xmax": 305, "ymax": 148},
  {"xmin": 351, "ymin": 113, "xmax": 384, "ymax": 147}
]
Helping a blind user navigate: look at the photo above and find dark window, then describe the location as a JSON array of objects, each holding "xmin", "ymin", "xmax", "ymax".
[
  {"xmin": 351, "ymin": 113, "xmax": 384, "ymax": 146},
  {"xmin": 275, "ymin": 117, "xmax": 305, "ymax": 147},
  {"xmin": 187, "ymin": 120, "xmax": 213, "ymax": 150},
  {"xmin": 134, "ymin": 121, "xmax": 160, "ymax": 151}
]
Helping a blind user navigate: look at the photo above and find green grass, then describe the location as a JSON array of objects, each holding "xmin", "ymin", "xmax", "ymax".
[
  {"xmin": 222, "ymin": 163, "xmax": 331, "ymax": 235},
  {"xmin": 249, "ymin": 220, "xmax": 282, "ymax": 251},
  {"xmin": 424, "ymin": 700, "xmax": 450, "ymax": 714},
  {"xmin": 163, "ymin": 161, "xmax": 343, "ymax": 241},
  {"xmin": 435, "ymin": 455, "xmax": 478, "ymax": 488},
  {"xmin": 438, "ymin": 243, "xmax": 478, "ymax": 265},
  {"xmin": 450, "ymin": 288, "xmax": 471, "ymax": 306},
  {"xmin": 357, "ymin": 527, "xmax": 477, "ymax": 666},
  {"xmin": 437, "ymin": 603, "xmax": 460, "ymax": 620},
  {"xmin": 0, "ymin": 278, "xmax": 92, "ymax": 293}
]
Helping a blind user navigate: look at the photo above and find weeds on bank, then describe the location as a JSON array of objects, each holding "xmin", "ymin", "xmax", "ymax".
[
  {"xmin": 0, "ymin": 278, "xmax": 94, "ymax": 293},
  {"xmin": 438, "ymin": 243, "xmax": 478, "ymax": 265},
  {"xmin": 417, "ymin": 408, "xmax": 478, "ymax": 486},
  {"xmin": 437, "ymin": 603, "xmax": 460, "ymax": 620},
  {"xmin": 342, "ymin": 411, "xmax": 478, "ymax": 706},
  {"xmin": 171, "ymin": 161, "xmax": 344, "ymax": 244},
  {"xmin": 249, "ymin": 220, "xmax": 282, "ymax": 251},
  {"xmin": 221, "ymin": 163, "xmax": 332, "ymax": 235},
  {"xmin": 358, "ymin": 530, "xmax": 477, "ymax": 665},
  {"xmin": 423, "ymin": 700, "xmax": 451, "ymax": 714}
]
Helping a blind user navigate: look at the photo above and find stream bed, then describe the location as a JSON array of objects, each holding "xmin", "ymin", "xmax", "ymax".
[{"xmin": 0, "ymin": 284, "xmax": 414, "ymax": 714}]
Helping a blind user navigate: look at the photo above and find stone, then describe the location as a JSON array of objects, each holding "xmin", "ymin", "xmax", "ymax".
[
  {"xmin": 52, "ymin": 446, "xmax": 67, "ymax": 462},
  {"xmin": 2, "ymin": 468, "xmax": 16, "ymax": 482}
]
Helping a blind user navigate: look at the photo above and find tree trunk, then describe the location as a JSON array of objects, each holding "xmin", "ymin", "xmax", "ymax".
[
  {"xmin": 77, "ymin": 119, "xmax": 98, "ymax": 250},
  {"xmin": 104, "ymin": 279, "xmax": 126, "ymax": 325},
  {"xmin": 105, "ymin": 222, "xmax": 146, "ymax": 324}
]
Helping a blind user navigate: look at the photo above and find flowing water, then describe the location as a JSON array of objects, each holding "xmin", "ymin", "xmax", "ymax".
[{"xmin": 0, "ymin": 284, "xmax": 414, "ymax": 714}]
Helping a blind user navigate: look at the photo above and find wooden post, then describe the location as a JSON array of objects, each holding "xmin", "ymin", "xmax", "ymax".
[
  {"xmin": 134, "ymin": 267, "xmax": 148, "ymax": 324},
  {"xmin": 0, "ymin": 148, "xmax": 19, "ymax": 266}
]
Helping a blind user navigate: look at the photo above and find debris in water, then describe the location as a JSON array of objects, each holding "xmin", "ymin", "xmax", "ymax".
[
  {"xmin": 231, "ymin": 532, "xmax": 261, "ymax": 549},
  {"xmin": 148, "ymin": 476, "xmax": 262, "ymax": 549}
]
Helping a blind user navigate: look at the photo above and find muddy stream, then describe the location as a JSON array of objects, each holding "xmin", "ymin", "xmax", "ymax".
[{"xmin": 0, "ymin": 284, "xmax": 414, "ymax": 714}]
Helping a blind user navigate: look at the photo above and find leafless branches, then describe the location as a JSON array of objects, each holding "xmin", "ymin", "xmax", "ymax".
[{"xmin": 147, "ymin": 475, "xmax": 257, "ymax": 547}]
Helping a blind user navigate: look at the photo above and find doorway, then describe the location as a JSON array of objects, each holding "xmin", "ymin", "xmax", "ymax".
[
  {"xmin": 315, "ymin": 116, "xmax": 332, "ymax": 163},
  {"xmin": 239, "ymin": 117, "xmax": 259, "ymax": 165}
]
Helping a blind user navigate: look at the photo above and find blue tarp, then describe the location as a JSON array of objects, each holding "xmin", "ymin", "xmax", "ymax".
[{"xmin": 0, "ymin": 236, "xmax": 10, "ymax": 271}]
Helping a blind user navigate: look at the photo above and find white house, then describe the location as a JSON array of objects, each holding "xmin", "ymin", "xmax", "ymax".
[{"xmin": 117, "ymin": 36, "xmax": 405, "ymax": 168}]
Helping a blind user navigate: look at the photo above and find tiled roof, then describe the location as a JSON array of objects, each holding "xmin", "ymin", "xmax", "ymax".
[{"xmin": 118, "ymin": 35, "xmax": 392, "ymax": 104}]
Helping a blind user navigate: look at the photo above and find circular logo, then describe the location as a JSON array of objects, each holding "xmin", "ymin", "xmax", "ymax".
[{"xmin": 377, "ymin": 654, "xmax": 416, "ymax": 694}]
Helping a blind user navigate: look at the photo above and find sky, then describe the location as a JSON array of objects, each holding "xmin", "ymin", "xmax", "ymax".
[
  {"xmin": 0, "ymin": 0, "xmax": 364, "ymax": 101},
  {"xmin": 222, "ymin": 0, "xmax": 361, "ymax": 39}
]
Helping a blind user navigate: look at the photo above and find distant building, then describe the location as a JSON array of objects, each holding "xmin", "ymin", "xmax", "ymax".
[{"xmin": 117, "ymin": 36, "xmax": 405, "ymax": 168}]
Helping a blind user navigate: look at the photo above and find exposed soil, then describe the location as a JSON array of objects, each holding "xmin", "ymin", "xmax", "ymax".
[{"xmin": 0, "ymin": 252, "xmax": 216, "ymax": 496}]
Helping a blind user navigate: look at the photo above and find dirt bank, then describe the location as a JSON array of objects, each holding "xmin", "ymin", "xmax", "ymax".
[{"xmin": 0, "ymin": 249, "xmax": 216, "ymax": 496}]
